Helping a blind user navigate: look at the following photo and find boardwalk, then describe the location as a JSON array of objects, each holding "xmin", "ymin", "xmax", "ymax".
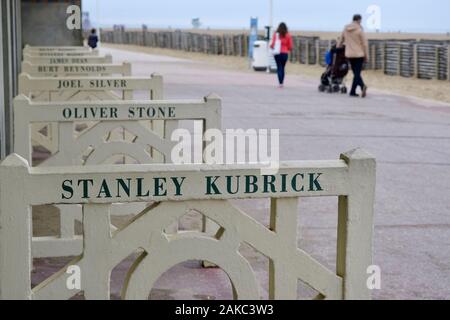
[{"xmin": 34, "ymin": 46, "xmax": 450, "ymax": 300}]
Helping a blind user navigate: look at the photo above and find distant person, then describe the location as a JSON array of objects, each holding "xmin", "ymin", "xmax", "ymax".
[
  {"xmin": 88, "ymin": 28, "xmax": 99, "ymax": 49},
  {"xmin": 339, "ymin": 14, "xmax": 369, "ymax": 97},
  {"xmin": 270, "ymin": 23, "xmax": 293, "ymax": 88}
]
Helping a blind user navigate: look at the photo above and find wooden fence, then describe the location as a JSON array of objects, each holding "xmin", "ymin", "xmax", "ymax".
[{"xmin": 101, "ymin": 26, "xmax": 450, "ymax": 81}]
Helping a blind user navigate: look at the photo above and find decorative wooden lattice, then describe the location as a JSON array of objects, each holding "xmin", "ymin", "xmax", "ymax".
[
  {"xmin": 18, "ymin": 73, "xmax": 164, "ymax": 155},
  {"xmin": 13, "ymin": 94, "xmax": 222, "ymax": 259},
  {"xmin": 0, "ymin": 149, "xmax": 376, "ymax": 300}
]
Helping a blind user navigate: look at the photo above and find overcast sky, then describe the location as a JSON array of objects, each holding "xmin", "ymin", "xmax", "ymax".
[{"xmin": 82, "ymin": 0, "xmax": 450, "ymax": 33}]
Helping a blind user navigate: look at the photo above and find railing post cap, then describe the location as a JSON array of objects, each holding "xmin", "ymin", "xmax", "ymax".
[
  {"xmin": 205, "ymin": 93, "xmax": 222, "ymax": 102},
  {"xmin": 0, "ymin": 154, "xmax": 29, "ymax": 168},
  {"xmin": 19, "ymin": 73, "xmax": 31, "ymax": 79},
  {"xmin": 340, "ymin": 148, "xmax": 376, "ymax": 163},
  {"xmin": 14, "ymin": 94, "xmax": 30, "ymax": 102}
]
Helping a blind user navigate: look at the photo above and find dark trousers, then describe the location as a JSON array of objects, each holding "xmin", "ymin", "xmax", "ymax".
[
  {"xmin": 349, "ymin": 57, "xmax": 366, "ymax": 95},
  {"xmin": 274, "ymin": 53, "xmax": 289, "ymax": 85}
]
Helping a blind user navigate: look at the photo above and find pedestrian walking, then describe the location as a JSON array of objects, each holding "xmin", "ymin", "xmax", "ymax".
[
  {"xmin": 88, "ymin": 28, "xmax": 99, "ymax": 49},
  {"xmin": 339, "ymin": 14, "xmax": 369, "ymax": 98},
  {"xmin": 270, "ymin": 23, "xmax": 293, "ymax": 88}
]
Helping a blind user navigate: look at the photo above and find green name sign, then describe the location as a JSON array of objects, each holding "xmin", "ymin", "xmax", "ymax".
[
  {"xmin": 50, "ymin": 58, "xmax": 89, "ymax": 64},
  {"xmin": 37, "ymin": 65, "xmax": 108, "ymax": 73},
  {"xmin": 61, "ymin": 106, "xmax": 176, "ymax": 120},
  {"xmin": 60, "ymin": 173, "xmax": 323, "ymax": 200},
  {"xmin": 56, "ymin": 79, "xmax": 128, "ymax": 89}
]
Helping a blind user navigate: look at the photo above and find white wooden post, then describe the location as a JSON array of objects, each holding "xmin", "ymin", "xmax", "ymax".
[
  {"xmin": 123, "ymin": 61, "xmax": 132, "ymax": 76},
  {"xmin": 269, "ymin": 198, "xmax": 299, "ymax": 300},
  {"xmin": 202, "ymin": 93, "xmax": 223, "ymax": 237},
  {"xmin": 59, "ymin": 205, "xmax": 80, "ymax": 239},
  {"xmin": 13, "ymin": 95, "xmax": 31, "ymax": 164},
  {"xmin": 82, "ymin": 204, "xmax": 112, "ymax": 300},
  {"xmin": 0, "ymin": 154, "xmax": 32, "ymax": 299},
  {"xmin": 337, "ymin": 149, "xmax": 376, "ymax": 300},
  {"xmin": 149, "ymin": 73, "xmax": 165, "ymax": 162}
]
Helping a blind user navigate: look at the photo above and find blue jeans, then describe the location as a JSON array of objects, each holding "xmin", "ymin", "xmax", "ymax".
[{"xmin": 274, "ymin": 53, "xmax": 288, "ymax": 85}]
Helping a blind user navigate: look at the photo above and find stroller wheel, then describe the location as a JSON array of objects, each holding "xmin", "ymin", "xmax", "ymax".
[
  {"xmin": 333, "ymin": 85, "xmax": 340, "ymax": 93},
  {"xmin": 318, "ymin": 85, "xmax": 326, "ymax": 92},
  {"xmin": 341, "ymin": 87, "xmax": 348, "ymax": 94}
]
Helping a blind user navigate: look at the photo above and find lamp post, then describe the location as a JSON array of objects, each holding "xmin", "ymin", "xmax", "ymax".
[
  {"xmin": 96, "ymin": 0, "xmax": 101, "ymax": 42},
  {"xmin": 266, "ymin": 0, "xmax": 275, "ymax": 73},
  {"xmin": 269, "ymin": 0, "xmax": 273, "ymax": 30}
]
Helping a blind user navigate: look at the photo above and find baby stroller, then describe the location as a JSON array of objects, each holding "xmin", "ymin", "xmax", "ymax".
[{"xmin": 318, "ymin": 45, "xmax": 349, "ymax": 94}]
